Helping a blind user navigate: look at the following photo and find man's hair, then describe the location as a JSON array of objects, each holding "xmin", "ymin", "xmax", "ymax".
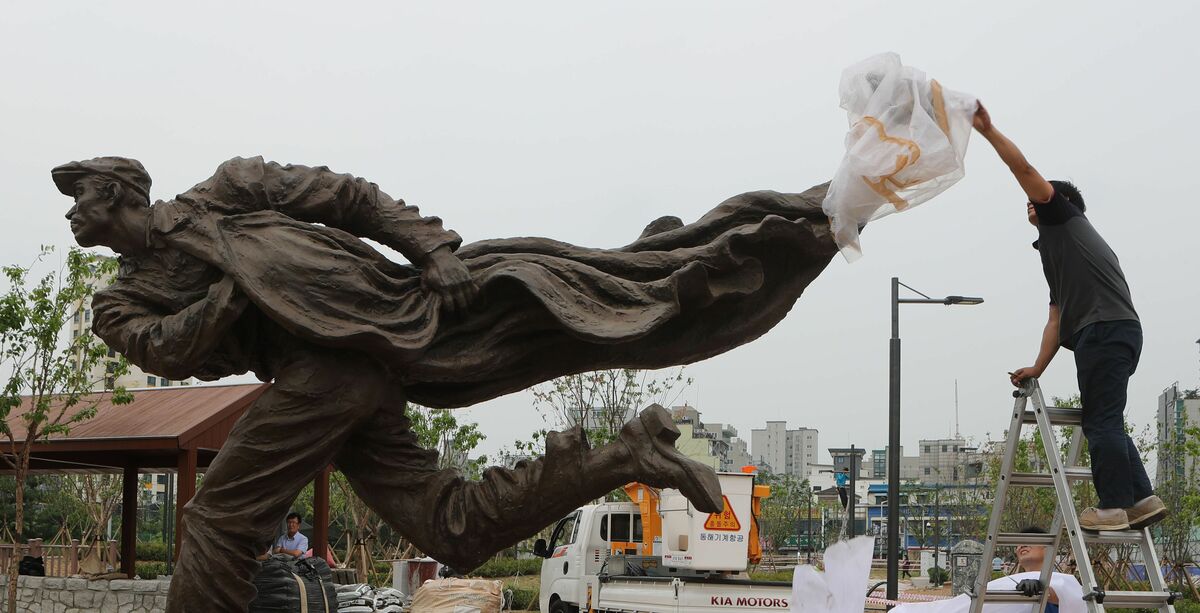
[
  {"xmin": 1049, "ymin": 180, "xmax": 1085, "ymax": 213},
  {"xmin": 286, "ymin": 512, "xmax": 301, "ymax": 522}
]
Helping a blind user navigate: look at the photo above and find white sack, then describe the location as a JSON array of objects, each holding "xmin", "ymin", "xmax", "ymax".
[
  {"xmin": 822, "ymin": 52, "xmax": 977, "ymax": 260},
  {"xmin": 790, "ymin": 536, "xmax": 875, "ymax": 613},
  {"xmin": 410, "ymin": 578, "xmax": 503, "ymax": 613}
]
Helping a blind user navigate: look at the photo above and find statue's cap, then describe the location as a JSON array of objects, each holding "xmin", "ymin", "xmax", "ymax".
[{"xmin": 52, "ymin": 157, "xmax": 151, "ymax": 201}]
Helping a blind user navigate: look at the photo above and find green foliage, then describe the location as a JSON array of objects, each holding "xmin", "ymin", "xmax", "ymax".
[
  {"xmin": 135, "ymin": 561, "xmax": 169, "ymax": 579},
  {"xmin": 468, "ymin": 557, "xmax": 543, "ymax": 577},
  {"xmin": 408, "ymin": 404, "xmax": 488, "ymax": 479},
  {"xmin": 1, "ymin": 248, "xmax": 132, "ymax": 610},
  {"xmin": 748, "ymin": 569, "xmax": 794, "ymax": 582},
  {"xmin": 754, "ymin": 471, "xmax": 814, "ymax": 553},
  {"xmin": 504, "ymin": 584, "xmax": 539, "ymax": 610},
  {"xmin": 137, "ymin": 540, "xmax": 169, "ymax": 562},
  {"xmin": 927, "ymin": 565, "xmax": 949, "ymax": 585}
]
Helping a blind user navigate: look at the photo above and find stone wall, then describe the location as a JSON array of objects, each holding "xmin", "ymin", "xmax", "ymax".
[{"xmin": 0, "ymin": 574, "xmax": 170, "ymax": 613}]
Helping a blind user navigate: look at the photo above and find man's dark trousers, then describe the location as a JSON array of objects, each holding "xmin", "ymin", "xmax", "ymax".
[{"xmin": 1073, "ymin": 319, "xmax": 1153, "ymax": 509}]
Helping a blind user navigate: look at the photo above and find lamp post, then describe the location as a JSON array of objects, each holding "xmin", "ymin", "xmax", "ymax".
[
  {"xmin": 806, "ymin": 487, "xmax": 813, "ymax": 564},
  {"xmin": 887, "ymin": 277, "xmax": 982, "ymax": 605}
]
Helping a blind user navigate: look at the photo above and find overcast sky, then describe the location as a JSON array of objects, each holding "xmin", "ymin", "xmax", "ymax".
[{"xmin": 4, "ymin": 2, "xmax": 1198, "ymax": 467}]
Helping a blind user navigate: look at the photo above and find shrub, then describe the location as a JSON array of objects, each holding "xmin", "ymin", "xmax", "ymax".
[
  {"xmin": 137, "ymin": 541, "xmax": 170, "ymax": 562},
  {"xmin": 470, "ymin": 557, "xmax": 543, "ymax": 577},
  {"xmin": 1172, "ymin": 596, "xmax": 1200, "ymax": 613},
  {"xmin": 927, "ymin": 566, "xmax": 949, "ymax": 585},
  {"xmin": 506, "ymin": 585, "xmax": 539, "ymax": 610},
  {"xmin": 136, "ymin": 561, "xmax": 169, "ymax": 579}
]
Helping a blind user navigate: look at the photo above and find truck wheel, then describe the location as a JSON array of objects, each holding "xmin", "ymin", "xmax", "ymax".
[{"xmin": 549, "ymin": 599, "xmax": 576, "ymax": 613}]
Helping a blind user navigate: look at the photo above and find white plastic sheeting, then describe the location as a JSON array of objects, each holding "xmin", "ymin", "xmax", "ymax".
[
  {"xmin": 889, "ymin": 572, "xmax": 1085, "ymax": 613},
  {"xmin": 790, "ymin": 536, "xmax": 875, "ymax": 613},
  {"xmin": 822, "ymin": 52, "xmax": 977, "ymax": 260}
]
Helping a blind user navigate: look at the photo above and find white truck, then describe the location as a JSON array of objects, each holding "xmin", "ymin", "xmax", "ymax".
[{"xmin": 535, "ymin": 472, "xmax": 794, "ymax": 613}]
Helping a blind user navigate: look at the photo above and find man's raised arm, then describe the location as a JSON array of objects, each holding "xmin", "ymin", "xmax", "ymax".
[
  {"xmin": 1010, "ymin": 303, "xmax": 1061, "ymax": 386},
  {"xmin": 973, "ymin": 103, "xmax": 1055, "ymax": 204}
]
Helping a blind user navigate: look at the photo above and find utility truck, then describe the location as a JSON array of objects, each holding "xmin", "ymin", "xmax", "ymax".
[{"xmin": 535, "ymin": 470, "xmax": 794, "ymax": 612}]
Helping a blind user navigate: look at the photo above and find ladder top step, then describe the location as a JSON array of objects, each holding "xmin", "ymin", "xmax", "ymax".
[
  {"xmin": 1083, "ymin": 529, "xmax": 1150, "ymax": 545},
  {"xmin": 1008, "ymin": 467, "xmax": 1092, "ymax": 486},
  {"xmin": 995, "ymin": 529, "xmax": 1147, "ymax": 547},
  {"xmin": 1021, "ymin": 407, "xmax": 1082, "ymax": 425}
]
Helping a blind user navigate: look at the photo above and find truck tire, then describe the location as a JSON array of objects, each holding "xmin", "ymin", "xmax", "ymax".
[{"xmin": 549, "ymin": 598, "xmax": 576, "ymax": 613}]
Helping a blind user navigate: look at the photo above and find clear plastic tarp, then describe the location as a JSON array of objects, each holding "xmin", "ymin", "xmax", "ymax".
[{"xmin": 822, "ymin": 53, "xmax": 977, "ymax": 260}]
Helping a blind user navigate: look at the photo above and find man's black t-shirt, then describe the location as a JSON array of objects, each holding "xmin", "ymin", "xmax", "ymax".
[{"xmin": 1033, "ymin": 190, "xmax": 1138, "ymax": 350}]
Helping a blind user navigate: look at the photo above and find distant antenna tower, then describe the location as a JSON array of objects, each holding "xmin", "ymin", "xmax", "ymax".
[{"xmin": 954, "ymin": 379, "xmax": 960, "ymax": 439}]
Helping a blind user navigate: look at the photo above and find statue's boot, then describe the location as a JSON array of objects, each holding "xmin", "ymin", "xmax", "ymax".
[
  {"xmin": 616, "ymin": 404, "xmax": 723, "ymax": 513},
  {"xmin": 336, "ymin": 404, "xmax": 724, "ymax": 573}
]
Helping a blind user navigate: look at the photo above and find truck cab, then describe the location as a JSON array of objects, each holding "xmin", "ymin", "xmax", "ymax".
[
  {"xmin": 536, "ymin": 501, "xmax": 643, "ymax": 613},
  {"xmin": 535, "ymin": 472, "xmax": 787, "ymax": 613}
]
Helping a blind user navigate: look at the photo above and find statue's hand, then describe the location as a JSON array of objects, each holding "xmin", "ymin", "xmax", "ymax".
[{"xmin": 421, "ymin": 246, "xmax": 478, "ymax": 315}]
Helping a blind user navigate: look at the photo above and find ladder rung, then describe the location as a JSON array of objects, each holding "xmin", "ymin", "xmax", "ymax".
[
  {"xmin": 1008, "ymin": 467, "xmax": 1092, "ymax": 486},
  {"xmin": 1021, "ymin": 407, "xmax": 1082, "ymax": 425},
  {"xmin": 994, "ymin": 529, "xmax": 1146, "ymax": 547},
  {"xmin": 1095, "ymin": 591, "xmax": 1174, "ymax": 607},
  {"xmin": 994, "ymin": 532, "xmax": 1056, "ymax": 547},
  {"xmin": 1083, "ymin": 529, "xmax": 1146, "ymax": 545},
  {"xmin": 981, "ymin": 590, "xmax": 1040, "ymax": 603}
]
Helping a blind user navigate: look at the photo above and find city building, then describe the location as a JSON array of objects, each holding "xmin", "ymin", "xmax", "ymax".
[
  {"xmin": 917, "ymin": 438, "xmax": 984, "ymax": 484},
  {"xmin": 668, "ymin": 405, "xmax": 752, "ymax": 472},
  {"xmin": 870, "ymin": 446, "xmax": 921, "ymax": 481},
  {"xmin": 1157, "ymin": 382, "xmax": 1200, "ymax": 488},
  {"xmin": 750, "ymin": 421, "xmax": 818, "ymax": 479}
]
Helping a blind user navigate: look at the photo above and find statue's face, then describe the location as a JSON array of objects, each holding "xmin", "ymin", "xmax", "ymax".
[{"xmin": 64, "ymin": 177, "xmax": 116, "ymax": 248}]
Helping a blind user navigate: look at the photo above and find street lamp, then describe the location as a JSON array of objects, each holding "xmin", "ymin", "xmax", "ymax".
[{"xmin": 887, "ymin": 277, "xmax": 982, "ymax": 605}]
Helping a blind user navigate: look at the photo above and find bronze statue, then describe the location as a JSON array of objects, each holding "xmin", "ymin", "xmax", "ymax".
[{"xmin": 54, "ymin": 156, "xmax": 837, "ymax": 612}]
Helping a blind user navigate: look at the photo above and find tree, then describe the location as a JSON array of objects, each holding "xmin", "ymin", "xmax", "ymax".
[
  {"xmin": 1151, "ymin": 402, "xmax": 1200, "ymax": 598},
  {"xmin": 754, "ymin": 471, "xmax": 810, "ymax": 554},
  {"xmin": 532, "ymin": 368, "xmax": 691, "ymax": 447},
  {"xmin": 408, "ymin": 404, "xmax": 488, "ymax": 479},
  {"xmin": 0, "ymin": 248, "xmax": 130, "ymax": 612}
]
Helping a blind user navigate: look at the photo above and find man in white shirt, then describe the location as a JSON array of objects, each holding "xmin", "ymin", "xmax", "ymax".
[
  {"xmin": 273, "ymin": 513, "xmax": 309, "ymax": 559},
  {"xmin": 892, "ymin": 527, "xmax": 1083, "ymax": 613}
]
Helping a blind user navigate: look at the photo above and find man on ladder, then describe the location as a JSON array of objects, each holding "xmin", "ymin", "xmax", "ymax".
[{"xmin": 972, "ymin": 102, "xmax": 1166, "ymax": 532}]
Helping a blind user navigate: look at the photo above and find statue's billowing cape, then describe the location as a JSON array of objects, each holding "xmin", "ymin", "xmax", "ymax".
[{"xmin": 142, "ymin": 184, "xmax": 837, "ymax": 408}]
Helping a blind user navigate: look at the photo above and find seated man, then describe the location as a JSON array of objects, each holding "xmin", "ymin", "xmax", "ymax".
[
  {"xmin": 273, "ymin": 512, "xmax": 309, "ymax": 559},
  {"xmin": 987, "ymin": 527, "xmax": 1083, "ymax": 613},
  {"xmin": 893, "ymin": 527, "xmax": 1083, "ymax": 613}
]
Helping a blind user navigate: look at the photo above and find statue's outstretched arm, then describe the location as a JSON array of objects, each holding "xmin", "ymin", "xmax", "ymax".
[{"xmin": 253, "ymin": 158, "xmax": 462, "ymax": 265}]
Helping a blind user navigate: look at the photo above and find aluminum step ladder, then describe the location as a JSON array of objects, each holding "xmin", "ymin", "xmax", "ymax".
[{"xmin": 969, "ymin": 378, "xmax": 1177, "ymax": 613}]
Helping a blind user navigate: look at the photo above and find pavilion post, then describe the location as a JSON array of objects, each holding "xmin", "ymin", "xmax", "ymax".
[
  {"xmin": 314, "ymin": 466, "xmax": 331, "ymax": 561},
  {"xmin": 121, "ymin": 463, "xmax": 138, "ymax": 577},
  {"xmin": 175, "ymin": 447, "xmax": 198, "ymax": 561}
]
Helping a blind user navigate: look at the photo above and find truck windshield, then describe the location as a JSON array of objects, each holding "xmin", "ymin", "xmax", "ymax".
[{"xmin": 548, "ymin": 511, "xmax": 580, "ymax": 549}]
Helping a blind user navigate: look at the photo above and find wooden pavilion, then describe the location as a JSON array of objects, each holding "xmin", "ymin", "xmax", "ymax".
[{"xmin": 2, "ymin": 383, "xmax": 333, "ymax": 577}]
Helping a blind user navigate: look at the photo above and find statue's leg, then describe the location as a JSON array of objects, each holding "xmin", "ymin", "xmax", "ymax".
[
  {"xmin": 166, "ymin": 349, "xmax": 387, "ymax": 613},
  {"xmin": 334, "ymin": 404, "xmax": 721, "ymax": 572}
]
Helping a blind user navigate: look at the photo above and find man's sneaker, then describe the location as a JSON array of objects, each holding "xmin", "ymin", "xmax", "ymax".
[
  {"xmin": 1125, "ymin": 495, "xmax": 1168, "ymax": 529},
  {"xmin": 1078, "ymin": 507, "xmax": 1129, "ymax": 531}
]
